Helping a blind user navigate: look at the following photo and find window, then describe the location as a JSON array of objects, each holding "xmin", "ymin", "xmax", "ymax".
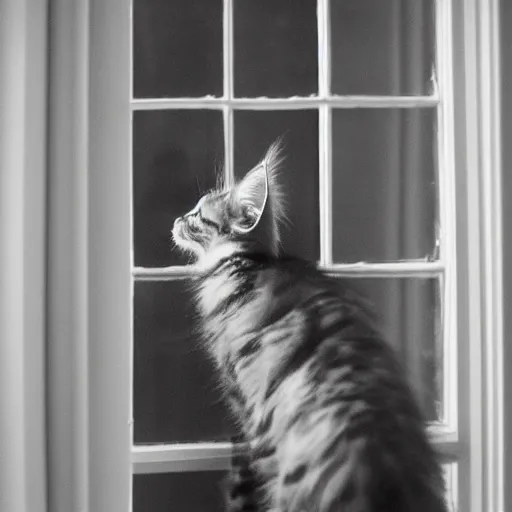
[
  {"xmin": 131, "ymin": 1, "xmax": 458, "ymax": 510},
  {"xmin": 43, "ymin": 0, "xmax": 505, "ymax": 512}
]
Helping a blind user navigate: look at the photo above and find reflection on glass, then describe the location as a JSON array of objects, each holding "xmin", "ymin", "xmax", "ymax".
[
  {"xmin": 234, "ymin": 110, "xmax": 320, "ymax": 262},
  {"xmin": 133, "ymin": 110, "xmax": 224, "ymax": 268},
  {"xmin": 234, "ymin": 0, "xmax": 318, "ymax": 97},
  {"xmin": 133, "ymin": 0, "xmax": 223, "ymax": 98},
  {"xmin": 133, "ymin": 281, "xmax": 237, "ymax": 444},
  {"xmin": 338, "ymin": 277, "xmax": 442, "ymax": 421},
  {"xmin": 332, "ymin": 108, "xmax": 437, "ymax": 263},
  {"xmin": 331, "ymin": 0, "xmax": 435, "ymax": 96},
  {"xmin": 133, "ymin": 472, "xmax": 227, "ymax": 512}
]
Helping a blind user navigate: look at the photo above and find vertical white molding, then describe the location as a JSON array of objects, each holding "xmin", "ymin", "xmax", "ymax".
[
  {"xmin": 48, "ymin": 0, "xmax": 131, "ymax": 511},
  {"xmin": 459, "ymin": 0, "xmax": 484, "ymax": 508},
  {"xmin": 317, "ymin": 0, "xmax": 330, "ymax": 99},
  {"xmin": 477, "ymin": 0, "xmax": 504, "ymax": 510},
  {"xmin": 47, "ymin": 0, "xmax": 90, "ymax": 511},
  {"xmin": 436, "ymin": 0, "xmax": 458, "ymax": 433},
  {"xmin": 444, "ymin": 463, "xmax": 459, "ymax": 512},
  {"xmin": 500, "ymin": 3, "xmax": 512, "ymax": 511},
  {"xmin": 223, "ymin": 107, "xmax": 235, "ymax": 184},
  {"xmin": 88, "ymin": 0, "xmax": 132, "ymax": 511},
  {"xmin": 318, "ymin": 105, "xmax": 332, "ymax": 266},
  {"xmin": 456, "ymin": 0, "xmax": 504, "ymax": 510},
  {"xmin": 317, "ymin": 0, "xmax": 332, "ymax": 265},
  {"xmin": 128, "ymin": 5, "xmax": 135, "ymax": 512},
  {"xmin": 0, "ymin": 1, "xmax": 48, "ymax": 512},
  {"xmin": 223, "ymin": 0, "xmax": 234, "ymax": 186}
]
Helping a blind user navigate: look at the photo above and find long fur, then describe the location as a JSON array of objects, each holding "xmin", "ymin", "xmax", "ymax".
[{"xmin": 172, "ymin": 143, "xmax": 447, "ymax": 512}]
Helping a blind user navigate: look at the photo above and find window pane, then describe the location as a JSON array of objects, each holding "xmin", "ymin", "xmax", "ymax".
[
  {"xmin": 332, "ymin": 108, "xmax": 437, "ymax": 263},
  {"xmin": 133, "ymin": 281, "xmax": 237, "ymax": 444},
  {"xmin": 234, "ymin": 0, "xmax": 318, "ymax": 97},
  {"xmin": 133, "ymin": 472, "xmax": 227, "ymax": 512},
  {"xmin": 331, "ymin": 0, "xmax": 435, "ymax": 96},
  {"xmin": 234, "ymin": 110, "xmax": 320, "ymax": 262},
  {"xmin": 339, "ymin": 277, "xmax": 442, "ymax": 421},
  {"xmin": 133, "ymin": 110, "xmax": 224, "ymax": 268},
  {"xmin": 133, "ymin": 0, "xmax": 223, "ymax": 98},
  {"xmin": 133, "ymin": 277, "xmax": 440, "ymax": 442}
]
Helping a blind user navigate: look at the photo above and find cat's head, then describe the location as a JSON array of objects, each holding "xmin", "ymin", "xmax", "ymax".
[{"xmin": 172, "ymin": 142, "xmax": 285, "ymax": 264}]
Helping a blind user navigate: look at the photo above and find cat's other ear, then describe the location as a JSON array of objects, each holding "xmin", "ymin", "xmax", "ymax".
[{"xmin": 231, "ymin": 162, "xmax": 268, "ymax": 234}]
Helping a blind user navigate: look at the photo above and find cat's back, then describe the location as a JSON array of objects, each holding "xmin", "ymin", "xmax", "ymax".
[
  {"xmin": 252, "ymin": 255, "xmax": 380, "ymax": 338},
  {"xmin": 198, "ymin": 253, "xmax": 446, "ymax": 511},
  {"xmin": 224, "ymin": 255, "xmax": 447, "ymax": 512}
]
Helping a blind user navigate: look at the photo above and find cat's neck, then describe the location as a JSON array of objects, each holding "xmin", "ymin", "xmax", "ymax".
[
  {"xmin": 196, "ymin": 242, "xmax": 245, "ymax": 273},
  {"xmin": 196, "ymin": 241, "xmax": 278, "ymax": 274}
]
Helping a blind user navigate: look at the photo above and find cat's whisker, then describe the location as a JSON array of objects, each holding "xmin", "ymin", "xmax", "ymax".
[{"xmin": 195, "ymin": 176, "xmax": 202, "ymax": 200}]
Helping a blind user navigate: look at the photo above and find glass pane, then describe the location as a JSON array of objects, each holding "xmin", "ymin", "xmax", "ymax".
[
  {"xmin": 339, "ymin": 277, "xmax": 442, "ymax": 421},
  {"xmin": 332, "ymin": 108, "xmax": 437, "ymax": 263},
  {"xmin": 133, "ymin": 472, "xmax": 227, "ymax": 512},
  {"xmin": 133, "ymin": 0, "xmax": 223, "ymax": 98},
  {"xmin": 234, "ymin": 110, "xmax": 320, "ymax": 262},
  {"xmin": 234, "ymin": 0, "xmax": 318, "ymax": 97},
  {"xmin": 133, "ymin": 110, "xmax": 224, "ymax": 268},
  {"xmin": 134, "ymin": 280, "xmax": 237, "ymax": 444},
  {"xmin": 331, "ymin": 0, "xmax": 435, "ymax": 96}
]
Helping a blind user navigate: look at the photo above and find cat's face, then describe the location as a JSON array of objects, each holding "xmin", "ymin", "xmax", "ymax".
[
  {"xmin": 172, "ymin": 142, "xmax": 284, "ymax": 261},
  {"xmin": 172, "ymin": 188, "xmax": 256, "ymax": 257}
]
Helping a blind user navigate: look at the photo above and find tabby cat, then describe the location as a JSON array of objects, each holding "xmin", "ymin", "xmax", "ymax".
[{"xmin": 172, "ymin": 143, "xmax": 447, "ymax": 512}]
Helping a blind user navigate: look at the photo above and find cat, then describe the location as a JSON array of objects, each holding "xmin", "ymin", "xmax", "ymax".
[{"xmin": 172, "ymin": 142, "xmax": 447, "ymax": 512}]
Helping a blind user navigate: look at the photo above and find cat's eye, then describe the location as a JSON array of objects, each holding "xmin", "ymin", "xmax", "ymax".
[
  {"xmin": 187, "ymin": 218, "xmax": 201, "ymax": 232},
  {"xmin": 200, "ymin": 214, "xmax": 220, "ymax": 230}
]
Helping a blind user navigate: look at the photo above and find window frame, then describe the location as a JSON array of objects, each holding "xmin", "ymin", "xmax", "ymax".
[
  {"xmin": 44, "ymin": 0, "xmax": 505, "ymax": 511},
  {"xmin": 129, "ymin": 0, "xmax": 455, "ymax": 475}
]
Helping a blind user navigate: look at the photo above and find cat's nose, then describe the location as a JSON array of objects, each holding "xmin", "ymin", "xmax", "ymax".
[{"xmin": 173, "ymin": 217, "xmax": 182, "ymax": 228}]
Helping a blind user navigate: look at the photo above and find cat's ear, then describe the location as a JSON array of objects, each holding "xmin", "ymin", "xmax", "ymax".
[{"xmin": 231, "ymin": 161, "xmax": 268, "ymax": 234}]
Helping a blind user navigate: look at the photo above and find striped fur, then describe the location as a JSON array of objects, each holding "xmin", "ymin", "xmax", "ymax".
[{"xmin": 172, "ymin": 144, "xmax": 447, "ymax": 512}]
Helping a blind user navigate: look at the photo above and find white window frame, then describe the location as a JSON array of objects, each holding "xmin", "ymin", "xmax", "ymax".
[{"xmin": 42, "ymin": 1, "xmax": 505, "ymax": 512}]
